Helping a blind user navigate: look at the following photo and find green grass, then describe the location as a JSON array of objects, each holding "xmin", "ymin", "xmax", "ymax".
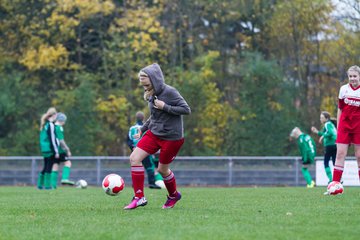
[{"xmin": 0, "ymin": 186, "xmax": 359, "ymax": 240}]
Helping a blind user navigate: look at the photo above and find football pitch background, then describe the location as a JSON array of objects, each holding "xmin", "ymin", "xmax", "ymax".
[{"xmin": 0, "ymin": 187, "xmax": 359, "ymax": 240}]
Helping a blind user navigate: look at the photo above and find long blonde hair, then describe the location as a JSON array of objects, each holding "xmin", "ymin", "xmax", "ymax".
[
  {"xmin": 139, "ymin": 71, "xmax": 154, "ymax": 101},
  {"xmin": 40, "ymin": 107, "xmax": 57, "ymax": 130}
]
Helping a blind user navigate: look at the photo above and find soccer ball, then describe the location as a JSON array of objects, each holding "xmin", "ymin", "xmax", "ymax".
[
  {"xmin": 75, "ymin": 179, "xmax": 88, "ymax": 189},
  {"xmin": 102, "ymin": 174, "xmax": 125, "ymax": 196},
  {"xmin": 327, "ymin": 181, "xmax": 344, "ymax": 195}
]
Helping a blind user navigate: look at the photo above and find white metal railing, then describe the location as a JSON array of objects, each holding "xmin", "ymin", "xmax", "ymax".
[{"xmin": 0, "ymin": 156, "xmax": 353, "ymax": 186}]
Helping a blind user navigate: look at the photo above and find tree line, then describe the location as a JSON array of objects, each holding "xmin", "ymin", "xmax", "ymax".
[{"xmin": 0, "ymin": 0, "xmax": 359, "ymax": 156}]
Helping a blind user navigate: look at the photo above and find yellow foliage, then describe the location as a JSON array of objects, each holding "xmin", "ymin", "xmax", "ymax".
[
  {"xmin": 96, "ymin": 94, "xmax": 130, "ymax": 130},
  {"xmin": 268, "ymin": 101, "xmax": 283, "ymax": 111},
  {"xmin": 56, "ymin": 0, "xmax": 115, "ymax": 19},
  {"xmin": 320, "ymin": 96, "xmax": 337, "ymax": 117},
  {"xmin": 20, "ymin": 44, "xmax": 78, "ymax": 70},
  {"xmin": 47, "ymin": 12, "xmax": 79, "ymax": 38}
]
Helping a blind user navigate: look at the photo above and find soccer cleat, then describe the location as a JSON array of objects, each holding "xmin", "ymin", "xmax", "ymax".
[
  {"xmin": 61, "ymin": 179, "xmax": 75, "ymax": 185},
  {"xmin": 162, "ymin": 192, "xmax": 182, "ymax": 209},
  {"xmin": 123, "ymin": 197, "xmax": 148, "ymax": 210},
  {"xmin": 323, "ymin": 191, "xmax": 330, "ymax": 195},
  {"xmin": 155, "ymin": 180, "xmax": 166, "ymax": 189},
  {"xmin": 307, "ymin": 180, "xmax": 315, "ymax": 188}
]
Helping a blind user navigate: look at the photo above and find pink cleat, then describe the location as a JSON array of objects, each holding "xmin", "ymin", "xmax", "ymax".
[
  {"xmin": 162, "ymin": 192, "xmax": 182, "ymax": 209},
  {"xmin": 123, "ymin": 197, "xmax": 148, "ymax": 210}
]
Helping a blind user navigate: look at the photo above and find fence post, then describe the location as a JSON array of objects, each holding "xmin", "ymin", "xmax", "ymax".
[
  {"xmin": 97, "ymin": 158, "xmax": 101, "ymax": 186},
  {"xmin": 295, "ymin": 157, "xmax": 299, "ymax": 186},
  {"xmin": 31, "ymin": 157, "xmax": 36, "ymax": 185},
  {"xmin": 228, "ymin": 157, "xmax": 233, "ymax": 186}
]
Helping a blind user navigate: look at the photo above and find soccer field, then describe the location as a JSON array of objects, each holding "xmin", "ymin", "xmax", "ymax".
[{"xmin": 0, "ymin": 186, "xmax": 359, "ymax": 240}]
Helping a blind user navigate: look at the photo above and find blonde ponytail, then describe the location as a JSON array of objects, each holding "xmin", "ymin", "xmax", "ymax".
[{"xmin": 40, "ymin": 107, "xmax": 57, "ymax": 130}]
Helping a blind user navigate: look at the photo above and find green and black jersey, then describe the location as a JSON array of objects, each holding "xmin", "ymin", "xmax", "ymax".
[
  {"xmin": 297, "ymin": 133, "xmax": 316, "ymax": 164},
  {"xmin": 317, "ymin": 121, "xmax": 337, "ymax": 146},
  {"xmin": 39, "ymin": 121, "xmax": 58, "ymax": 157},
  {"xmin": 55, "ymin": 124, "xmax": 66, "ymax": 154}
]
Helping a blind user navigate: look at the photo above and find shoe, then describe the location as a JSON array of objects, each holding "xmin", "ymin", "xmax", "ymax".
[
  {"xmin": 124, "ymin": 197, "xmax": 148, "ymax": 210},
  {"xmin": 323, "ymin": 191, "xmax": 330, "ymax": 195},
  {"xmin": 61, "ymin": 179, "xmax": 75, "ymax": 185},
  {"xmin": 155, "ymin": 180, "xmax": 166, "ymax": 189},
  {"xmin": 149, "ymin": 184, "xmax": 162, "ymax": 189},
  {"xmin": 162, "ymin": 192, "xmax": 181, "ymax": 209},
  {"xmin": 307, "ymin": 181, "xmax": 315, "ymax": 188}
]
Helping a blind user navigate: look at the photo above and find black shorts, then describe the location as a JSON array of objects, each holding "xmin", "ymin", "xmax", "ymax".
[{"xmin": 54, "ymin": 153, "xmax": 68, "ymax": 164}]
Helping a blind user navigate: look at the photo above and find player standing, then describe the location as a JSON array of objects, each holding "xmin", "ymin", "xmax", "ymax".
[
  {"xmin": 51, "ymin": 112, "xmax": 74, "ymax": 188},
  {"xmin": 38, "ymin": 107, "xmax": 59, "ymax": 190},
  {"xmin": 328, "ymin": 65, "xmax": 360, "ymax": 192},
  {"xmin": 290, "ymin": 127, "xmax": 316, "ymax": 188},
  {"xmin": 311, "ymin": 111, "xmax": 337, "ymax": 183},
  {"xmin": 124, "ymin": 63, "xmax": 191, "ymax": 210}
]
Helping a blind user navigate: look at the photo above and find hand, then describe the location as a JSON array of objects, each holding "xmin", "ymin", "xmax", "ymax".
[
  {"xmin": 133, "ymin": 127, "xmax": 142, "ymax": 139},
  {"xmin": 55, "ymin": 153, "xmax": 59, "ymax": 159},
  {"xmin": 311, "ymin": 126, "xmax": 318, "ymax": 133},
  {"xmin": 319, "ymin": 136, "xmax": 323, "ymax": 144},
  {"xmin": 67, "ymin": 150, "xmax": 72, "ymax": 157},
  {"xmin": 154, "ymin": 98, "xmax": 165, "ymax": 110}
]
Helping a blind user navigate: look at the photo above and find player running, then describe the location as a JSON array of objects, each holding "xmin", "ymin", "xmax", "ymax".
[
  {"xmin": 124, "ymin": 63, "xmax": 191, "ymax": 210},
  {"xmin": 127, "ymin": 111, "xmax": 161, "ymax": 189}
]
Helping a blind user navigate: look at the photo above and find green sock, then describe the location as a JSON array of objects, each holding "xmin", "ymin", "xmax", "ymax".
[
  {"xmin": 37, "ymin": 173, "xmax": 44, "ymax": 189},
  {"xmin": 302, "ymin": 168, "xmax": 312, "ymax": 185},
  {"xmin": 62, "ymin": 166, "xmax": 71, "ymax": 181},
  {"xmin": 325, "ymin": 167, "xmax": 332, "ymax": 182},
  {"xmin": 155, "ymin": 173, "xmax": 163, "ymax": 181},
  {"xmin": 51, "ymin": 171, "xmax": 58, "ymax": 189},
  {"xmin": 44, "ymin": 173, "xmax": 52, "ymax": 189}
]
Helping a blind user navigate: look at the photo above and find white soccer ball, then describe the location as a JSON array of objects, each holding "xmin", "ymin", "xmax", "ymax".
[
  {"xmin": 75, "ymin": 179, "xmax": 88, "ymax": 189},
  {"xmin": 102, "ymin": 174, "xmax": 125, "ymax": 196},
  {"xmin": 327, "ymin": 181, "xmax": 344, "ymax": 195}
]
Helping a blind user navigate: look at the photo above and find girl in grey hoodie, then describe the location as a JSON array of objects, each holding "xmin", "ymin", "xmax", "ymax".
[{"xmin": 124, "ymin": 63, "xmax": 191, "ymax": 210}]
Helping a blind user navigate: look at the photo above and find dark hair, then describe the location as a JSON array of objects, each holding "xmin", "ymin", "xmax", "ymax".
[
  {"xmin": 135, "ymin": 111, "xmax": 145, "ymax": 121},
  {"xmin": 321, "ymin": 111, "xmax": 337, "ymax": 128},
  {"xmin": 321, "ymin": 111, "xmax": 331, "ymax": 120}
]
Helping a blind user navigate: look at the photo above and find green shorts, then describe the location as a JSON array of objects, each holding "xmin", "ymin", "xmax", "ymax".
[{"xmin": 302, "ymin": 154, "xmax": 315, "ymax": 165}]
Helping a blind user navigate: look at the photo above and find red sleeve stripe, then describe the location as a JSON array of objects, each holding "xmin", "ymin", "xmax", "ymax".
[{"xmin": 338, "ymin": 99, "xmax": 345, "ymax": 109}]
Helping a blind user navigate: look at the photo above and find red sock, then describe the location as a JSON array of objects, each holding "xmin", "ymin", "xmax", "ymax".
[
  {"xmin": 333, "ymin": 165, "xmax": 344, "ymax": 182},
  {"xmin": 163, "ymin": 171, "xmax": 178, "ymax": 197},
  {"xmin": 131, "ymin": 166, "xmax": 145, "ymax": 198}
]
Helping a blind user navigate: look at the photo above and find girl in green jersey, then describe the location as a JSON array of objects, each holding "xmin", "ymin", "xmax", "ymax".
[
  {"xmin": 290, "ymin": 127, "xmax": 316, "ymax": 188},
  {"xmin": 311, "ymin": 111, "xmax": 337, "ymax": 183},
  {"xmin": 38, "ymin": 107, "xmax": 59, "ymax": 189},
  {"xmin": 52, "ymin": 112, "xmax": 74, "ymax": 188}
]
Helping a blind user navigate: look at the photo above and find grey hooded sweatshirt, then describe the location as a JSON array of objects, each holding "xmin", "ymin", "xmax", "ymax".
[{"xmin": 140, "ymin": 63, "xmax": 191, "ymax": 140}]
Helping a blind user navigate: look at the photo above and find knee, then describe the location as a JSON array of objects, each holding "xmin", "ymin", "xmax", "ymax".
[
  {"xmin": 157, "ymin": 168, "xmax": 170, "ymax": 177},
  {"xmin": 64, "ymin": 161, "xmax": 71, "ymax": 167},
  {"xmin": 129, "ymin": 154, "xmax": 141, "ymax": 166}
]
